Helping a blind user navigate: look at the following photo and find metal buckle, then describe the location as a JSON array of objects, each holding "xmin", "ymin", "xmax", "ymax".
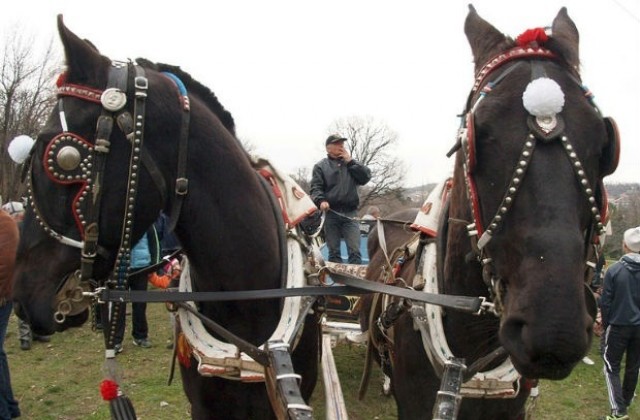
[
  {"xmin": 134, "ymin": 76, "xmax": 148, "ymax": 90},
  {"xmin": 476, "ymin": 296, "xmax": 497, "ymax": 316},
  {"xmin": 175, "ymin": 178, "xmax": 189, "ymax": 195},
  {"xmin": 135, "ymin": 76, "xmax": 148, "ymax": 98}
]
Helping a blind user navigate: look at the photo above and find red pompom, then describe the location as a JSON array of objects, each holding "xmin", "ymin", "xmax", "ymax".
[
  {"xmin": 516, "ymin": 28, "xmax": 549, "ymax": 47},
  {"xmin": 100, "ymin": 379, "xmax": 119, "ymax": 401},
  {"xmin": 55, "ymin": 72, "xmax": 67, "ymax": 87}
]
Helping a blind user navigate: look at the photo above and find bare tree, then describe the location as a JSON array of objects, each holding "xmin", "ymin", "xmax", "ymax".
[
  {"xmin": 605, "ymin": 190, "xmax": 640, "ymax": 259},
  {"xmin": 291, "ymin": 167, "xmax": 311, "ymax": 193},
  {"xmin": 328, "ymin": 116, "xmax": 406, "ymax": 210},
  {"xmin": 0, "ymin": 28, "xmax": 59, "ymax": 202}
]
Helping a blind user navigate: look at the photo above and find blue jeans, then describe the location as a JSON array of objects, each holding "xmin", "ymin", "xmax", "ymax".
[
  {"xmin": 324, "ymin": 210, "xmax": 362, "ymax": 264},
  {"xmin": 0, "ymin": 302, "xmax": 20, "ymax": 419}
]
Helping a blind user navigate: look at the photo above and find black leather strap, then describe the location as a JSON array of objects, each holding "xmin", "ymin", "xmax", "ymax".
[
  {"xmin": 167, "ymin": 87, "xmax": 190, "ymax": 233},
  {"xmin": 99, "ymin": 272, "xmax": 482, "ymax": 313}
]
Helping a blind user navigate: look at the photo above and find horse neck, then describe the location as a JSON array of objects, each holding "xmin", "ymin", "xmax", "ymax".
[
  {"xmin": 177, "ymin": 129, "xmax": 283, "ymax": 291},
  {"xmin": 442, "ymin": 160, "xmax": 485, "ymax": 296}
]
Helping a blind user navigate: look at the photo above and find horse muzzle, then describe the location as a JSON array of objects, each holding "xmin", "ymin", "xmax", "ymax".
[{"xmin": 499, "ymin": 309, "xmax": 592, "ymax": 379}]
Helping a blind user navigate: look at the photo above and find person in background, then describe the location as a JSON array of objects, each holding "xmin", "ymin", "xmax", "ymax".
[
  {"xmin": 0, "ymin": 202, "xmax": 51, "ymax": 351},
  {"xmin": 154, "ymin": 212, "xmax": 181, "ymax": 258},
  {"xmin": 592, "ymin": 252, "xmax": 607, "ymax": 300},
  {"xmin": 148, "ymin": 256, "xmax": 181, "ymax": 350},
  {"xmin": 361, "ymin": 205, "xmax": 381, "ymax": 220},
  {"xmin": 599, "ymin": 226, "xmax": 640, "ymax": 420},
  {"xmin": 148, "ymin": 257, "xmax": 181, "ymax": 290},
  {"xmin": 112, "ymin": 226, "xmax": 161, "ymax": 353},
  {"xmin": 0, "ymin": 207, "xmax": 21, "ymax": 418},
  {"xmin": 360, "ymin": 205, "xmax": 381, "ymax": 236},
  {"xmin": 310, "ymin": 134, "xmax": 371, "ymax": 264},
  {"xmin": 151, "ymin": 213, "xmax": 182, "ymax": 349}
]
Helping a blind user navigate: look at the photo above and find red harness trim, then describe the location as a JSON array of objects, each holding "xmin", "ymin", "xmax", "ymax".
[
  {"xmin": 42, "ymin": 133, "xmax": 94, "ymax": 238},
  {"xmin": 466, "ymin": 175, "xmax": 484, "ymax": 237},
  {"xmin": 57, "ymin": 84, "xmax": 103, "ymax": 104},
  {"xmin": 472, "ymin": 47, "xmax": 556, "ymax": 94},
  {"xmin": 258, "ymin": 168, "xmax": 290, "ymax": 227}
]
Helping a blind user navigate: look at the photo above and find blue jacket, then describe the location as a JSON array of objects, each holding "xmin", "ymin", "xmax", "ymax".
[
  {"xmin": 309, "ymin": 156, "xmax": 371, "ymax": 212},
  {"xmin": 130, "ymin": 227, "xmax": 161, "ymax": 269},
  {"xmin": 600, "ymin": 253, "xmax": 640, "ymax": 327},
  {"xmin": 130, "ymin": 233, "xmax": 151, "ymax": 269}
]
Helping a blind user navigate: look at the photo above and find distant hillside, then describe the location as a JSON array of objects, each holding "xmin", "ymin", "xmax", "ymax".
[
  {"xmin": 603, "ymin": 182, "xmax": 640, "ymax": 199},
  {"xmin": 403, "ymin": 182, "xmax": 639, "ymax": 201}
]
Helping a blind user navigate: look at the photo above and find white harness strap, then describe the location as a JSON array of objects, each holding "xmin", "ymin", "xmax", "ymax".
[
  {"xmin": 410, "ymin": 179, "xmax": 521, "ymax": 398},
  {"xmin": 177, "ymin": 235, "xmax": 310, "ymax": 382}
]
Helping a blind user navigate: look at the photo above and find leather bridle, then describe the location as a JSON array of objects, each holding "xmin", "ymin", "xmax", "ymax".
[
  {"xmin": 28, "ymin": 61, "xmax": 150, "ymax": 327},
  {"xmin": 449, "ymin": 46, "xmax": 614, "ymax": 314}
]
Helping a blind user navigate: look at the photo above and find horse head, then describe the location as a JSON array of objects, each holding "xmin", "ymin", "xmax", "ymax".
[
  {"xmin": 449, "ymin": 6, "xmax": 619, "ymax": 379},
  {"xmin": 12, "ymin": 16, "xmax": 235, "ymax": 335}
]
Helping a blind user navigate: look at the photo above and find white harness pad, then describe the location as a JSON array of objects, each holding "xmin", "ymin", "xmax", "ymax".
[
  {"xmin": 252, "ymin": 156, "xmax": 318, "ymax": 229},
  {"xmin": 411, "ymin": 179, "xmax": 520, "ymax": 398},
  {"xmin": 177, "ymin": 236, "xmax": 309, "ymax": 382},
  {"xmin": 411, "ymin": 179, "xmax": 451, "ymax": 237}
]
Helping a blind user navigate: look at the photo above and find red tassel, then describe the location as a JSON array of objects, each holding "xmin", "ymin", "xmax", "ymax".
[
  {"xmin": 100, "ymin": 379, "xmax": 119, "ymax": 401},
  {"xmin": 516, "ymin": 28, "xmax": 548, "ymax": 47},
  {"xmin": 55, "ymin": 72, "xmax": 67, "ymax": 87}
]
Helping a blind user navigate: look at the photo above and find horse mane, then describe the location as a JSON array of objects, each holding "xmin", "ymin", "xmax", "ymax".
[{"xmin": 135, "ymin": 58, "xmax": 236, "ymax": 136}]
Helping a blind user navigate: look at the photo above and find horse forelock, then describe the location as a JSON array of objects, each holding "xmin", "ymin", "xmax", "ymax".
[{"xmin": 135, "ymin": 58, "xmax": 236, "ymax": 136}]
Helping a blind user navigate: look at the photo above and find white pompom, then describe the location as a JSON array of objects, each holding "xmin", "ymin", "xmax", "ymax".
[
  {"xmin": 8, "ymin": 135, "xmax": 35, "ymax": 164},
  {"xmin": 522, "ymin": 77, "xmax": 565, "ymax": 117}
]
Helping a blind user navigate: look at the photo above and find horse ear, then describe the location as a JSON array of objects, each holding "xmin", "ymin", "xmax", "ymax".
[
  {"xmin": 57, "ymin": 15, "xmax": 109, "ymax": 84},
  {"xmin": 549, "ymin": 8, "xmax": 580, "ymax": 71},
  {"xmin": 464, "ymin": 4, "xmax": 508, "ymax": 70}
]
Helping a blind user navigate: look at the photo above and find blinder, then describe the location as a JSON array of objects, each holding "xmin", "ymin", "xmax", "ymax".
[
  {"xmin": 601, "ymin": 116, "xmax": 620, "ymax": 177},
  {"xmin": 42, "ymin": 133, "xmax": 94, "ymax": 237}
]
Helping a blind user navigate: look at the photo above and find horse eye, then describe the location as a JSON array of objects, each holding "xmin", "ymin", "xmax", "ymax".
[{"xmin": 56, "ymin": 146, "xmax": 82, "ymax": 171}]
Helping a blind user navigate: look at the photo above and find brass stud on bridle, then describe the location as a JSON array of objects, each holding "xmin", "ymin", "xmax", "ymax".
[{"xmin": 56, "ymin": 146, "xmax": 82, "ymax": 171}]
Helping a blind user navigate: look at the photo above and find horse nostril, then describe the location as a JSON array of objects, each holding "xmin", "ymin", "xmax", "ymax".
[{"xmin": 500, "ymin": 317, "xmax": 529, "ymax": 357}]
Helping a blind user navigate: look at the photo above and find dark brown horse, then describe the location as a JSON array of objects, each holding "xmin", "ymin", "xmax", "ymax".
[
  {"xmin": 11, "ymin": 16, "xmax": 319, "ymax": 419},
  {"xmin": 362, "ymin": 6, "xmax": 619, "ymax": 419}
]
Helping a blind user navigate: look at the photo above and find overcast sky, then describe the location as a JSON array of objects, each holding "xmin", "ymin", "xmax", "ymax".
[{"xmin": 3, "ymin": 0, "xmax": 638, "ymax": 187}]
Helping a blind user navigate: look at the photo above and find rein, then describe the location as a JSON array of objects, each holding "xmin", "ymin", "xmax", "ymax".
[{"xmin": 92, "ymin": 269, "xmax": 483, "ymax": 313}]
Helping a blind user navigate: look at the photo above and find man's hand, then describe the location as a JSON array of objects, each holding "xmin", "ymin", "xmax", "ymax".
[
  {"xmin": 339, "ymin": 148, "xmax": 352, "ymax": 163},
  {"xmin": 320, "ymin": 201, "xmax": 330, "ymax": 211}
]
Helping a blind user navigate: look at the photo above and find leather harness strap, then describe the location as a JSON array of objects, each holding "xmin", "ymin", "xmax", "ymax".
[
  {"xmin": 161, "ymin": 72, "xmax": 191, "ymax": 234},
  {"xmin": 97, "ymin": 269, "xmax": 483, "ymax": 313}
]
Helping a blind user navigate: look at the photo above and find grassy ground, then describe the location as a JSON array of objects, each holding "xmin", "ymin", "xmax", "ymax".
[{"xmin": 5, "ymin": 302, "xmax": 637, "ymax": 419}]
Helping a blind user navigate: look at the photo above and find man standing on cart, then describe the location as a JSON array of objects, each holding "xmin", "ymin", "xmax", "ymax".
[{"xmin": 310, "ymin": 134, "xmax": 371, "ymax": 264}]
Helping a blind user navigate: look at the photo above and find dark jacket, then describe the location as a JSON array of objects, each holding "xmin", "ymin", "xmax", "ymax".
[
  {"xmin": 154, "ymin": 213, "xmax": 181, "ymax": 255},
  {"xmin": 600, "ymin": 253, "xmax": 640, "ymax": 327},
  {"xmin": 0, "ymin": 211, "xmax": 19, "ymax": 304},
  {"xmin": 309, "ymin": 156, "xmax": 371, "ymax": 212}
]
